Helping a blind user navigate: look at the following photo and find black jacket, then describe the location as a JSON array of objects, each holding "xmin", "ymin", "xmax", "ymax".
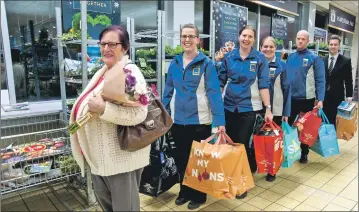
[
  {"xmin": 323, "ymin": 54, "xmax": 353, "ymax": 101},
  {"xmin": 353, "ymin": 67, "xmax": 358, "ymax": 101}
]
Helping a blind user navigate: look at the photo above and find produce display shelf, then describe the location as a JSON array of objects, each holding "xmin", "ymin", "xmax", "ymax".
[{"xmin": 0, "ymin": 113, "xmax": 81, "ymax": 196}]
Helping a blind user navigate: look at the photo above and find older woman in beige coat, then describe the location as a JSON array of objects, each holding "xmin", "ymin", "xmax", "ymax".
[{"xmin": 70, "ymin": 25, "xmax": 150, "ymax": 211}]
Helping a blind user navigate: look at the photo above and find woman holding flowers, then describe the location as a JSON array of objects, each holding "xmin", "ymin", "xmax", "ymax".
[
  {"xmin": 163, "ymin": 23, "xmax": 225, "ymax": 210},
  {"xmin": 69, "ymin": 25, "xmax": 150, "ymax": 211}
]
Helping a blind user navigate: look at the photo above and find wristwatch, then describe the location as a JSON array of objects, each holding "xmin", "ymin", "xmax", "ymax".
[{"xmin": 265, "ymin": 105, "xmax": 272, "ymax": 110}]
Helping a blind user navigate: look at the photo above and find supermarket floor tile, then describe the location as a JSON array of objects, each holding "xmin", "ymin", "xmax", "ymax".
[{"xmin": 1, "ymin": 134, "xmax": 358, "ymax": 212}]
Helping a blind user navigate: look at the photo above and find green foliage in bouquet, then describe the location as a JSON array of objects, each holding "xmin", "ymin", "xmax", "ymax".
[{"xmin": 57, "ymin": 155, "xmax": 80, "ymax": 174}]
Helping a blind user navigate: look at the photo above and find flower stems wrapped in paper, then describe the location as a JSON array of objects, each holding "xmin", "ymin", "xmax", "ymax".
[{"xmin": 68, "ymin": 61, "xmax": 150, "ymax": 135}]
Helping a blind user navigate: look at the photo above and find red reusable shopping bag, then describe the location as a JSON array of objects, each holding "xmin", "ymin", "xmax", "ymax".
[
  {"xmin": 294, "ymin": 108, "xmax": 322, "ymax": 147},
  {"xmin": 253, "ymin": 122, "xmax": 284, "ymax": 176}
]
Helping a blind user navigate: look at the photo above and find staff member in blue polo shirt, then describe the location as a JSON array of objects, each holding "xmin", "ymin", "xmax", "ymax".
[
  {"xmin": 260, "ymin": 36, "xmax": 291, "ymax": 182},
  {"xmin": 286, "ymin": 30, "xmax": 325, "ymax": 164},
  {"xmin": 162, "ymin": 23, "xmax": 225, "ymax": 210},
  {"xmin": 218, "ymin": 25, "xmax": 272, "ymax": 196}
]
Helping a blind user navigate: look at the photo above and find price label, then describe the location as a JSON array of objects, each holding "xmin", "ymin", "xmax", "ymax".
[{"xmin": 139, "ymin": 58, "xmax": 147, "ymax": 68}]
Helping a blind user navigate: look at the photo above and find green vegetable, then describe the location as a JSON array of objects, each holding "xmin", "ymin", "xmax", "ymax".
[{"xmin": 57, "ymin": 155, "xmax": 80, "ymax": 174}]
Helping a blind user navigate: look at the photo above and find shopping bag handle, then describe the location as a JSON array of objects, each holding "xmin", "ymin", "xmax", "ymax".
[
  {"xmin": 200, "ymin": 133, "xmax": 218, "ymax": 144},
  {"xmin": 260, "ymin": 121, "xmax": 281, "ymax": 131},
  {"xmin": 318, "ymin": 108, "xmax": 330, "ymax": 124},
  {"xmin": 281, "ymin": 121, "xmax": 292, "ymax": 134},
  {"xmin": 217, "ymin": 132, "xmax": 235, "ymax": 145}
]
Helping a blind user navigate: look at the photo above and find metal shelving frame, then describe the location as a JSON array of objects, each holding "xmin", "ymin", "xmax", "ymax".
[{"xmin": 127, "ymin": 10, "xmax": 165, "ymax": 97}]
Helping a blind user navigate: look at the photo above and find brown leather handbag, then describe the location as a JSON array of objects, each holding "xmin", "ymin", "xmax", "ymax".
[{"xmin": 117, "ymin": 94, "xmax": 173, "ymax": 152}]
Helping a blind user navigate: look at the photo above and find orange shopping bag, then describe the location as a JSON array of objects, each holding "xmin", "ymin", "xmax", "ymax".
[
  {"xmin": 253, "ymin": 122, "xmax": 284, "ymax": 175},
  {"xmin": 336, "ymin": 110, "xmax": 358, "ymax": 141},
  {"xmin": 183, "ymin": 132, "xmax": 255, "ymax": 199}
]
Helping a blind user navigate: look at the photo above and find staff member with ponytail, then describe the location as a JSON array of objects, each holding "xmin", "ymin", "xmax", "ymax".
[
  {"xmin": 260, "ymin": 36, "xmax": 291, "ymax": 182},
  {"xmin": 218, "ymin": 25, "xmax": 272, "ymax": 198},
  {"xmin": 163, "ymin": 23, "xmax": 225, "ymax": 210}
]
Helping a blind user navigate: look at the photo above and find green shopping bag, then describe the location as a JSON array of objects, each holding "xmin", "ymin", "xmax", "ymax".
[{"xmin": 281, "ymin": 122, "xmax": 301, "ymax": 168}]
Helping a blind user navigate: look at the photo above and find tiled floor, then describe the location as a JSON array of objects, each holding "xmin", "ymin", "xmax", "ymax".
[{"xmin": 1, "ymin": 135, "xmax": 358, "ymax": 211}]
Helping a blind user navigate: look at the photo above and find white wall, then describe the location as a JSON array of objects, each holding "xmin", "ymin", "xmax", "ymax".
[{"xmin": 165, "ymin": 0, "xmax": 195, "ymax": 47}]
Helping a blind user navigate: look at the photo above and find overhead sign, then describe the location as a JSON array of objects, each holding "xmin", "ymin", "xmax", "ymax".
[
  {"xmin": 251, "ymin": 0, "xmax": 298, "ymax": 16},
  {"xmin": 61, "ymin": 0, "xmax": 121, "ymax": 40},
  {"xmin": 212, "ymin": 1, "xmax": 248, "ymax": 52},
  {"xmin": 329, "ymin": 5, "xmax": 356, "ymax": 34},
  {"xmin": 314, "ymin": 28, "xmax": 328, "ymax": 43}
]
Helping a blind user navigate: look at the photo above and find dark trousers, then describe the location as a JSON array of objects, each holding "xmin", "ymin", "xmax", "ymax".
[
  {"xmin": 288, "ymin": 98, "xmax": 316, "ymax": 155},
  {"xmin": 171, "ymin": 124, "xmax": 211, "ymax": 203},
  {"xmin": 273, "ymin": 116, "xmax": 283, "ymax": 126},
  {"xmin": 323, "ymin": 94, "xmax": 343, "ymax": 126},
  {"xmin": 225, "ymin": 110, "xmax": 257, "ymax": 172}
]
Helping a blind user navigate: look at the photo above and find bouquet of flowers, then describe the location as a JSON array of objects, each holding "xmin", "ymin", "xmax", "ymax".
[{"xmin": 68, "ymin": 63, "xmax": 150, "ymax": 135}]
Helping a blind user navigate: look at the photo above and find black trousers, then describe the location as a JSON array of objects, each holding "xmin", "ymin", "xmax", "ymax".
[
  {"xmin": 288, "ymin": 98, "xmax": 316, "ymax": 155},
  {"xmin": 323, "ymin": 94, "xmax": 343, "ymax": 126},
  {"xmin": 225, "ymin": 109, "xmax": 257, "ymax": 172},
  {"xmin": 171, "ymin": 124, "xmax": 211, "ymax": 203}
]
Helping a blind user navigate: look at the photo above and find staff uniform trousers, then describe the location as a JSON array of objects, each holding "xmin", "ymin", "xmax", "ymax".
[
  {"xmin": 171, "ymin": 124, "xmax": 211, "ymax": 204},
  {"xmin": 288, "ymin": 98, "xmax": 316, "ymax": 155},
  {"xmin": 91, "ymin": 168, "xmax": 143, "ymax": 212},
  {"xmin": 225, "ymin": 109, "xmax": 257, "ymax": 172}
]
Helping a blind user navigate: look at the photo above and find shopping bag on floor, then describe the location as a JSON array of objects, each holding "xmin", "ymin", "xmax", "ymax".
[
  {"xmin": 336, "ymin": 109, "xmax": 358, "ymax": 141},
  {"xmin": 294, "ymin": 108, "xmax": 322, "ymax": 147},
  {"xmin": 311, "ymin": 109, "xmax": 340, "ymax": 157},
  {"xmin": 253, "ymin": 122, "xmax": 284, "ymax": 175},
  {"xmin": 139, "ymin": 134, "xmax": 180, "ymax": 197},
  {"xmin": 183, "ymin": 132, "xmax": 255, "ymax": 199},
  {"xmin": 281, "ymin": 122, "xmax": 301, "ymax": 168}
]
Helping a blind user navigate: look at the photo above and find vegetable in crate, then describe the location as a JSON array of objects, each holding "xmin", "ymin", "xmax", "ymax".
[{"xmin": 58, "ymin": 156, "xmax": 80, "ymax": 174}]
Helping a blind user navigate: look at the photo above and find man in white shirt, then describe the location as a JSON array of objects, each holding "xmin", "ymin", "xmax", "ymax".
[{"xmin": 323, "ymin": 35, "xmax": 353, "ymax": 125}]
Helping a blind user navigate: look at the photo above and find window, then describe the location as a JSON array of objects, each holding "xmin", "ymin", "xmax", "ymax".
[
  {"xmin": 1, "ymin": 28, "xmax": 7, "ymax": 90},
  {"xmin": 195, "ymin": 1, "xmax": 204, "ymax": 33},
  {"xmin": 315, "ymin": 10, "xmax": 327, "ymax": 29},
  {"xmin": 5, "ymin": 1, "xmax": 60, "ymax": 102}
]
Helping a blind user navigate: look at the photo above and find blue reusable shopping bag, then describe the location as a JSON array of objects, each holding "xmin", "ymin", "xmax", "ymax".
[
  {"xmin": 281, "ymin": 121, "xmax": 301, "ymax": 168},
  {"xmin": 311, "ymin": 109, "xmax": 340, "ymax": 158}
]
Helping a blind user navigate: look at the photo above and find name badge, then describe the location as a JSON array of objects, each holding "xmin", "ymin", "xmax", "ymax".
[
  {"xmin": 192, "ymin": 67, "xmax": 200, "ymax": 76},
  {"xmin": 250, "ymin": 61, "xmax": 257, "ymax": 72},
  {"xmin": 269, "ymin": 67, "xmax": 276, "ymax": 78},
  {"xmin": 303, "ymin": 58, "xmax": 308, "ymax": 67}
]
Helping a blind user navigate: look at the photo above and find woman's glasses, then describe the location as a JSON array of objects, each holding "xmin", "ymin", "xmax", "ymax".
[
  {"xmin": 180, "ymin": 35, "xmax": 197, "ymax": 40},
  {"xmin": 98, "ymin": 42, "xmax": 122, "ymax": 49}
]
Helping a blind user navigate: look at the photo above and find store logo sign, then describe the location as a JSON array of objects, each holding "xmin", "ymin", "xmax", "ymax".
[
  {"xmin": 73, "ymin": 0, "xmax": 112, "ymax": 14},
  {"xmin": 329, "ymin": 5, "xmax": 356, "ymax": 33}
]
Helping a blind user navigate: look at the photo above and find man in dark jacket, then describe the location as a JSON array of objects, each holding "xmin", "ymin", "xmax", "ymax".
[
  {"xmin": 323, "ymin": 35, "xmax": 353, "ymax": 125},
  {"xmin": 353, "ymin": 67, "xmax": 358, "ymax": 102}
]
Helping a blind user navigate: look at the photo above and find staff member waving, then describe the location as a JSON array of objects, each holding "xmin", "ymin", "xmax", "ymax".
[
  {"xmin": 162, "ymin": 23, "xmax": 225, "ymax": 210},
  {"xmin": 218, "ymin": 25, "xmax": 272, "ymax": 197}
]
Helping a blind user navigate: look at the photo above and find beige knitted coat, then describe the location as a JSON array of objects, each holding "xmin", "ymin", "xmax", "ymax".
[{"xmin": 70, "ymin": 57, "xmax": 150, "ymax": 177}]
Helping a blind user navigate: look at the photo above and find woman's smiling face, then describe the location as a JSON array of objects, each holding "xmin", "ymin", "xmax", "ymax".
[
  {"xmin": 261, "ymin": 39, "xmax": 276, "ymax": 60},
  {"xmin": 180, "ymin": 28, "xmax": 200, "ymax": 53},
  {"xmin": 239, "ymin": 29, "xmax": 255, "ymax": 49},
  {"xmin": 100, "ymin": 30, "xmax": 125, "ymax": 68}
]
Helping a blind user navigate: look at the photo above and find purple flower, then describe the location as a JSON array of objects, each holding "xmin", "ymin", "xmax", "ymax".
[
  {"xmin": 125, "ymin": 74, "xmax": 136, "ymax": 88},
  {"xmin": 139, "ymin": 94, "xmax": 149, "ymax": 106},
  {"xmin": 124, "ymin": 68, "xmax": 132, "ymax": 74}
]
